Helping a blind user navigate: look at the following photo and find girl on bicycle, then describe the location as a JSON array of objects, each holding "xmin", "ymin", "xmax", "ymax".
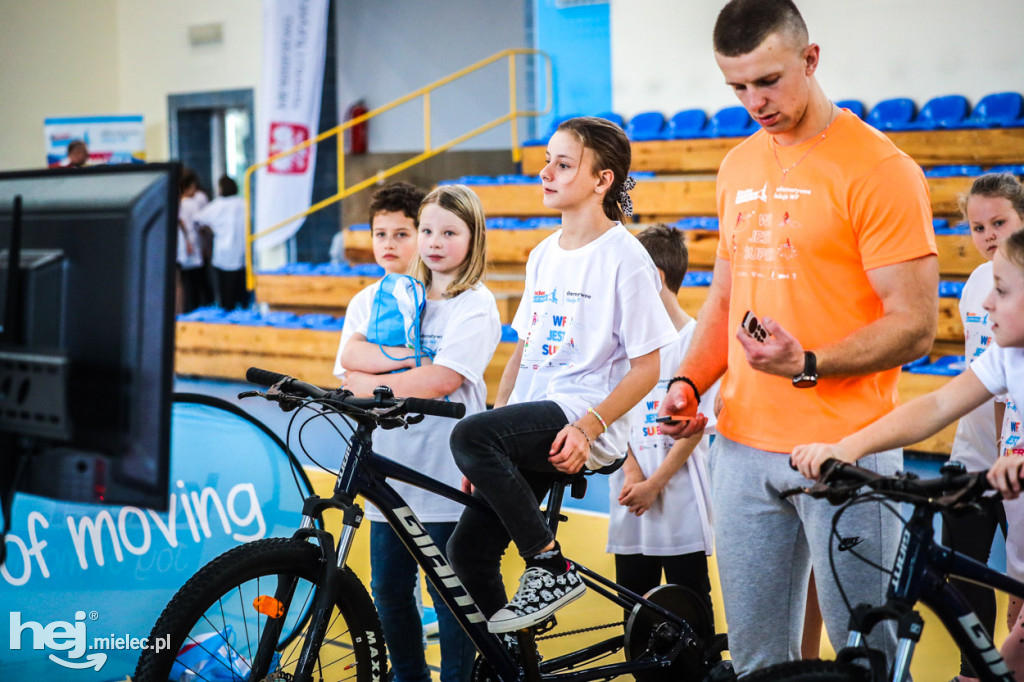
[
  {"xmin": 945, "ymin": 173, "xmax": 1024, "ymax": 682},
  {"xmin": 340, "ymin": 184, "xmax": 501, "ymax": 682},
  {"xmin": 447, "ymin": 116, "xmax": 677, "ymax": 634},
  {"xmin": 790, "ymin": 189, "xmax": 1024, "ymax": 678}
]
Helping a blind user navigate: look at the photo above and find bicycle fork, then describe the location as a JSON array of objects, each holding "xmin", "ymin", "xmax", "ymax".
[{"xmin": 249, "ymin": 504, "xmax": 366, "ymax": 682}]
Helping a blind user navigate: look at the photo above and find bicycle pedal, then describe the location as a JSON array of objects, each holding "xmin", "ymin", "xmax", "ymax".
[{"xmin": 531, "ymin": 615, "xmax": 557, "ymax": 635}]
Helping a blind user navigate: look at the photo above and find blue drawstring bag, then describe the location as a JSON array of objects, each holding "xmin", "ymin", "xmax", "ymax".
[{"xmin": 368, "ymin": 273, "xmax": 431, "ymax": 368}]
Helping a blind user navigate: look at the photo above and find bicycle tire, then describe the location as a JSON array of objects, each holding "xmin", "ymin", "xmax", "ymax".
[
  {"xmin": 743, "ymin": 659, "xmax": 870, "ymax": 681},
  {"xmin": 134, "ymin": 537, "xmax": 387, "ymax": 682}
]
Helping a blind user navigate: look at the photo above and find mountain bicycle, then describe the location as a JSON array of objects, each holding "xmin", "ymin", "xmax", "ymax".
[
  {"xmin": 745, "ymin": 459, "xmax": 1024, "ymax": 682},
  {"xmin": 134, "ymin": 367, "xmax": 729, "ymax": 682}
]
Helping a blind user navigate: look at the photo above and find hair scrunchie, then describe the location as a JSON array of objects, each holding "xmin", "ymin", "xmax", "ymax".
[{"xmin": 618, "ymin": 175, "xmax": 637, "ymax": 218}]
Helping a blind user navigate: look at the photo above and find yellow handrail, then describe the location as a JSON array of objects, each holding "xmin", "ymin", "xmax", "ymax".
[{"xmin": 243, "ymin": 48, "xmax": 553, "ymax": 288}]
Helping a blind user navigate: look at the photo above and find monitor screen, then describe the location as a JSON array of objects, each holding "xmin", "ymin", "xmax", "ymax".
[{"xmin": 0, "ymin": 163, "xmax": 178, "ymax": 510}]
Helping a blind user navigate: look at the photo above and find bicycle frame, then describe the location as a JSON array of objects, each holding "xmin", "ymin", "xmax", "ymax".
[
  {"xmin": 841, "ymin": 500, "xmax": 1024, "ymax": 682},
  {"xmin": 285, "ymin": 410, "xmax": 704, "ymax": 682}
]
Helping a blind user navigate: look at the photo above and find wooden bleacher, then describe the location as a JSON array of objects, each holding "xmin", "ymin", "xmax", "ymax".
[
  {"xmin": 519, "ymin": 127, "xmax": 1024, "ymax": 176},
  {"xmin": 176, "ymin": 126, "xmax": 1023, "ymax": 455},
  {"xmin": 453, "ymin": 176, "xmax": 975, "ymax": 220}
]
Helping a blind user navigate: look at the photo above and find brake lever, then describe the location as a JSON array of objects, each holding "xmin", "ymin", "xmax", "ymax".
[
  {"xmin": 379, "ymin": 416, "xmax": 409, "ymax": 430},
  {"xmin": 780, "ymin": 486, "xmax": 810, "ymax": 499}
]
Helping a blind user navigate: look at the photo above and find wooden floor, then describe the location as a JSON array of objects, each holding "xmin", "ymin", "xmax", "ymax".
[{"xmin": 307, "ymin": 469, "xmax": 1011, "ymax": 681}]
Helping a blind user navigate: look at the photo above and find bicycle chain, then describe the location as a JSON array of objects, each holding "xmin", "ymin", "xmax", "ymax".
[{"xmin": 536, "ymin": 619, "xmax": 625, "ymax": 641}]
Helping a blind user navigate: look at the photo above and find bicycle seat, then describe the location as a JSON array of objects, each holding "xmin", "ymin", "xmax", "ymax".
[
  {"xmin": 551, "ymin": 457, "xmax": 627, "ymax": 500},
  {"xmin": 544, "ymin": 457, "xmax": 626, "ymax": 534}
]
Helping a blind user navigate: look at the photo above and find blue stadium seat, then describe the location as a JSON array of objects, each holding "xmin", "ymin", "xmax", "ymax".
[
  {"xmin": 706, "ymin": 106, "xmax": 756, "ymax": 137},
  {"xmin": 835, "ymin": 99, "xmax": 866, "ymax": 119},
  {"xmin": 923, "ymin": 165, "xmax": 983, "ymax": 177},
  {"xmin": 626, "ymin": 111, "xmax": 666, "ymax": 141},
  {"xmin": 595, "ymin": 111, "xmax": 625, "ymax": 128},
  {"xmin": 664, "ymin": 109, "xmax": 708, "ymax": 139},
  {"xmin": 866, "ymin": 98, "xmax": 917, "ymax": 131},
  {"xmin": 909, "ymin": 94, "xmax": 970, "ymax": 130},
  {"xmin": 965, "ymin": 92, "xmax": 1024, "ymax": 128},
  {"xmin": 988, "ymin": 164, "xmax": 1024, "ymax": 176}
]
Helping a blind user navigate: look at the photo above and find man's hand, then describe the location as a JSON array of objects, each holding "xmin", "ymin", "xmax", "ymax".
[
  {"xmin": 736, "ymin": 316, "xmax": 805, "ymax": 378},
  {"xmin": 548, "ymin": 424, "xmax": 589, "ymax": 474},
  {"xmin": 658, "ymin": 381, "xmax": 707, "ymax": 439}
]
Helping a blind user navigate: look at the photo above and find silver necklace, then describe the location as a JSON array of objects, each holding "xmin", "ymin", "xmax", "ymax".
[{"xmin": 773, "ymin": 105, "xmax": 838, "ymax": 178}]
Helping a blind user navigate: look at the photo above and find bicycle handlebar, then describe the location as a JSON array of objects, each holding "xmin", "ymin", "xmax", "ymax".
[
  {"xmin": 244, "ymin": 366, "xmax": 466, "ymax": 419},
  {"xmin": 790, "ymin": 458, "xmax": 994, "ymax": 508}
]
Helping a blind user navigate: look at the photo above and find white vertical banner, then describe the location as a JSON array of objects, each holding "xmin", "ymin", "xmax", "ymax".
[{"xmin": 254, "ymin": 0, "xmax": 330, "ymax": 251}]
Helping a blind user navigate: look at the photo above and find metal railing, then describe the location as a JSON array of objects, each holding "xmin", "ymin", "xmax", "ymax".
[{"xmin": 243, "ymin": 48, "xmax": 553, "ymax": 287}]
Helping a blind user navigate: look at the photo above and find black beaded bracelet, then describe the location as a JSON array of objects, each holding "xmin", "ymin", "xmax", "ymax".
[{"xmin": 666, "ymin": 376, "xmax": 701, "ymax": 404}]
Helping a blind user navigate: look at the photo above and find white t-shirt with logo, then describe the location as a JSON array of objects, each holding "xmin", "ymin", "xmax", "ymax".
[
  {"xmin": 999, "ymin": 398, "xmax": 1024, "ymax": 583},
  {"xmin": 975, "ymin": 346, "xmax": 1024, "ymax": 583},
  {"xmin": 607, "ymin": 320, "xmax": 720, "ymax": 556},
  {"xmin": 510, "ymin": 223, "xmax": 677, "ymax": 467},
  {"xmin": 334, "ymin": 284, "xmax": 374, "ymax": 380},
  {"xmin": 951, "ymin": 262, "xmax": 1001, "ymax": 471},
  {"xmin": 195, "ymin": 196, "xmax": 247, "ymax": 271},
  {"xmin": 342, "ymin": 282, "xmax": 501, "ymax": 523}
]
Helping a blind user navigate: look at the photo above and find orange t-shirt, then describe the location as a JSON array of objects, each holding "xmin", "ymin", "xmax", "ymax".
[{"xmin": 714, "ymin": 110, "xmax": 936, "ymax": 452}]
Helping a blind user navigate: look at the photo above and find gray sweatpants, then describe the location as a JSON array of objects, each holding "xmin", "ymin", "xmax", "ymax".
[{"xmin": 708, "ymin": 435, "xmax": 903, "ymax": 677}]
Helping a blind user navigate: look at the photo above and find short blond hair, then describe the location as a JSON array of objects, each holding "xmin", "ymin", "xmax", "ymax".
[{"xmin": 411, "ymin": 184, "xmax": 487, "ymax": 298}]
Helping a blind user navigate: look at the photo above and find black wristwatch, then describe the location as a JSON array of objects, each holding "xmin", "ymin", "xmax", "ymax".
[{"xmin": 792, "ymin": 351, "xmax": 818, "ymax": 388}]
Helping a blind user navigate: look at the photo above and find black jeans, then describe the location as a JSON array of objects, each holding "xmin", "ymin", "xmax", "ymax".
[
  {"xmin": 614, "ymin": 552, "xmax": 714, "ymax": 630},
  {"xmin": 447, "ymin": 401, "xmax": 568, "ymax": 618},
  {"xmin": 941, "ymin": 501, "xmax": 1007, "ymax": 677},
  {"xmin": 216, "ymin": 267, "xmax": 250, "ymax": 311}
]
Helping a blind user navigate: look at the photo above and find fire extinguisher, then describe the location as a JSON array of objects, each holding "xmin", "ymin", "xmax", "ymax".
[{"xmin": 346, "ymin": 99, "xmax": 368, "ymax": 155}]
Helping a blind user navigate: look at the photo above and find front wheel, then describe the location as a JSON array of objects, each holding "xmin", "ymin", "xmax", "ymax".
[
  {"xmin": 743, "ymin": 659, "xmax": 870, "ymax": 681},
  {"xmin": 134, "ymin": 537, "xmax": 387, "ymax": 682}
]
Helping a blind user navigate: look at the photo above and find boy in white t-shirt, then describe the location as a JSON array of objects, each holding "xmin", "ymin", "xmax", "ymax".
[
  {"xmin": 607, "ymin": 225, "xmax": 719, "ymax": 626},
  {"xmin": 333, "ymin": 182, "xmax": 425, "ymax": 379}
]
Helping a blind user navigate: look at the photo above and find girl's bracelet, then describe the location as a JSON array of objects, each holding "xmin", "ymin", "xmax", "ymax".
[
  {"xmin": 568, "ymin": 423, "xmax": 592, "ymax": 448},
  {"xmin": 587, "ymin": 407, "xmax": 608, "ymax": 433}
]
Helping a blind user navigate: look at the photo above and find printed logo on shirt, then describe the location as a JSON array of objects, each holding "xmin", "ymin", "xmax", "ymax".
[
  {"xmin": 636, "ymin": 398, "xmax": 670, "ymax": 444},
  {"xmin": 533, "ymin": 288, "xmax": 559, "ymax": 304},
  {"xmin": 773, "ymin": 185, "xmax": 812, "ymax": 201},
  {"xmin": 966, "ymin": 312, "xmax": 988, "ymax": 325},
  {"xmin": 735, "ymin": 182, "xmax": 768, "ymax": 205},
  {"xmin": 565, "ymin": 290, "xmax": 592, "ymax": 303},
  {"xmin": 1001, "ymin": 400, "xmax": 1022, "ymax": 458},
  {"xmin": 778, "ymin": 211, "xmax": 803, "ymax": 230}
]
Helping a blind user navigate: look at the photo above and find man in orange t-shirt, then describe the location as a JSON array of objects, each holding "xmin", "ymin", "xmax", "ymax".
[{"xmin": 659, "ymin": 0, "xmax": 938, "ymax": 675}]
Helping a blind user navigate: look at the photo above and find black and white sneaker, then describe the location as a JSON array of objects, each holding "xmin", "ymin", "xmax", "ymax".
[{"xmin": 487, "ymin": 563, "xmax": 586, "ymax": 633}]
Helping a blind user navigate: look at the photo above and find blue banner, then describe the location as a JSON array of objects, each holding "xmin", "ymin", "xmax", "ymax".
[{"xmin": 1, "ymin": 397, "xmax": 311, "ymax": 680}]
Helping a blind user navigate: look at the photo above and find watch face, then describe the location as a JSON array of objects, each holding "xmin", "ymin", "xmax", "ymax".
[{"xmin": 793, "ymin": 375, "xmax": 817, "ymax": 389}]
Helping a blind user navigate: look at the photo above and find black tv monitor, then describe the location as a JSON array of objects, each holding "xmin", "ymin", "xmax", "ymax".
[{"xmin": 0, "ymin": 163, "xmax": 178, "ymax": 510}]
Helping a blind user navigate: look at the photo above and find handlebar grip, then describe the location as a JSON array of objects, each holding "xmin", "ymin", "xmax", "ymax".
[
  {"xmin": 246, "ymin": 367, "xmax": 328, "ymax": 400},
  {"xmin": 404, "ymin": 397, "xmax": 466, "ymax": 419},
  {"xmin": 246, "ymin": 367, "xmax": 289, "ymax": 387}
]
